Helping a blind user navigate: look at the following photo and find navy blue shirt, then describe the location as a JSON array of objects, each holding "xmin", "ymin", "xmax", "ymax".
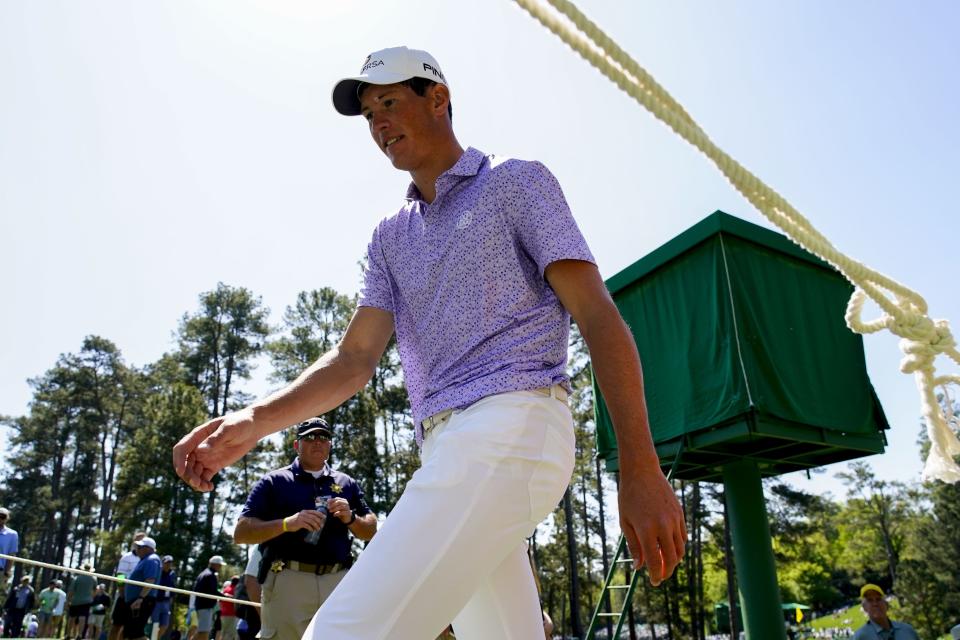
[
  {"xmin": 156, "ymin": 570, "xmax": 176, "ymax": 601},
  {"xmin": 241, "ymin": 458, "xmax": 372, "ymax": 566},
  {"xmin": 193, "ymin": 568, "xmax": 219, "ymax": 610},
  {"xmin": 124, "ymin": 553, "xmax": 161, "ymax": 602}
]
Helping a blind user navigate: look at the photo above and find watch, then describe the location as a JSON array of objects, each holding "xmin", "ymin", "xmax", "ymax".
[{"xmin": 346, "ymin": 510, "xmax": 356, "ymax": 525}]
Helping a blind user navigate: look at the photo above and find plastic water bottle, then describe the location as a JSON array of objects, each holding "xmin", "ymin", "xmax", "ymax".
[{"xmin": 304, "ymin": 495, "xmax": 329, "ymax": 545}]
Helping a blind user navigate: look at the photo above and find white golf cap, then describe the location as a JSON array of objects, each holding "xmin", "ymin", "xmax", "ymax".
[
  {"xmin": 332, "ymin": 46, "xmax": 447, "ymax": 116},
  {"xmin": 134, "ymin": 537, "xmax": 157, "ymax": 550},
  {"xmin": 209, "ymin": 555, "xmax": 225, "ymax": 565}
]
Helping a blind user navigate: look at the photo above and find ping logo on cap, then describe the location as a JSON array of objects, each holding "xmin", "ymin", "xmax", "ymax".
[{"xmin": 423, "ymin": 63, "xmax": 445, "ymax": 82}]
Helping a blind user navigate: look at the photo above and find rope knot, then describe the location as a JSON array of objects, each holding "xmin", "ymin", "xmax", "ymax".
[
  {"xmin": 893, "ymin": 313, "xmax": 935, "ymax": 342},
  {"xmin": 899, "ymin": 338, "xmax": 936, "ymax": 374},
  {"xmin": 931, "ymin": 320, "xmax": 956, "ymax": 351},
  {"xmin": 897, "ymin": 321, "xmax": 955, "ymax": 374}
]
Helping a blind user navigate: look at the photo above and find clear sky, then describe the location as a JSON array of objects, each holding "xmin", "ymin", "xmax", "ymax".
[{"xmin": 2, "ymin": 1, "xmax": 958, "ymax": 501}]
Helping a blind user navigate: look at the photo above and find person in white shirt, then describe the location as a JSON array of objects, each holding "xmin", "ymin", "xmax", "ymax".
[{"xmin": 109, "ymin": 532, "xmax": 146, "ymax": 640}]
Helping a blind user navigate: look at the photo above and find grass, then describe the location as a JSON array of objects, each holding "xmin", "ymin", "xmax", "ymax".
[{"xmin": 808, "ymin": 603, "xmax": 866, "ymax": 631}]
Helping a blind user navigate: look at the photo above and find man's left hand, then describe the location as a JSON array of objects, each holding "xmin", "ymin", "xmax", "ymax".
[
  {"xmin": 618, "ymin": 467, "xmax": 686, "ymax": 586},
  {"xmin": 327, "ymin": 497, "xmax": 353, "ymax": 523}
]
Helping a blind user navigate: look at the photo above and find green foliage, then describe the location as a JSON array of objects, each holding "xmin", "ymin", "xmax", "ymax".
[
  {"xmin": 766, "ymin": 483, "xmax": 846, "ymax": 609},
  {"xmin": 835, "ymin": 461, "xmax": 915, "ymax": 588},
  {"xmin": 895, "ymin": 422, "xmax": 960, "ymax": 639},
  {"xmin": 178, "ymin": 282, "xmax": 271, "ymax": 418},
  {"xmin": 266, "ymin": 288, "xmax": 353, "ymax": 384},
  {"xmin": 265, "ymin": 288, "xmax": 415, "ymax": 515},
  {"xmin": 0, "ymin": 336, "xmax": 142, "ymax": 582},
  {"xmin": 4, "ymin": 281, "xmax": 958, "ymax": 640}
]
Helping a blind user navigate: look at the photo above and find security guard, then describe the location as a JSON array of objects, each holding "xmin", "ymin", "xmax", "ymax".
[{"xmin": 233, "ymin": 418, "xmax": 376, "ymax": 640}]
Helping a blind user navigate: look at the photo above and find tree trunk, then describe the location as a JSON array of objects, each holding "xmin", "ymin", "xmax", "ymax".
[
  {"xmin": 723, "ymin": 492, "xmax": 739, "ymax": 640},
  {"xmin": 222, "ymin": 350, "xmax": 235, "ymax": 416},
  {"xmin": 683, "ymin": 482, "xmax": 697, "ymax": 637},
  {"xmin": 663, "ymin": 587, "xmax": 674, "ymax": 639},
  {"xmin": 579, "ymin": 470, "xmax": 595, "ymax": 618},
  {"xmin": 563, "ymin": 488, "xmax": 584, "ymax": 638},
  {"xmin": 875, "ymin": 496, "xmax": 899, "ymax": 585},
  {"xmin": 695, "ymin": 482, "xmax": 705, "ymax": 640},
  {"xmin": 595, "ymin": 457, "xmax": 613, "ymax": 640},
  {"xmin": 205, "ymin": 483, "xmax": 217, "ymax": 549}
]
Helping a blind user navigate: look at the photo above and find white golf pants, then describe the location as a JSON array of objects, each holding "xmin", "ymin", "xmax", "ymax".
[{"xmin": 303, "ymin": 389, "xmax": 575, "ymax": 639}]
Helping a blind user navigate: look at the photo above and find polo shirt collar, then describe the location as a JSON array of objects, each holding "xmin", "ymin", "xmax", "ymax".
[
  {"xmin": 866, "ymin": 619, "xmax": 900, "ymax": 634},
  {"xmin": 404, "ymin": 147, "xmax": 485, "ymax": 201},
  {"xmin": 291, "ymin": 458, "xmax": 332, "ymax": 479}
]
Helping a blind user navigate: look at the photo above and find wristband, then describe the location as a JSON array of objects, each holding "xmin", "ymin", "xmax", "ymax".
[
  {"xmin": 282, "ymin": 517, "xmax": 290, "ymax": 532},
  {"xmin": 346, "ymin": 511, "xmax": 356, "ymax": 526}
]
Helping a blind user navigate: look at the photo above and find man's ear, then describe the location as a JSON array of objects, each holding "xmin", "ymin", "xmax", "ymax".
[
  {"xmin": 293, "ymin": 440, "xmax": 299, "ymax": 453},
  {"xmin": 431, "ymin": 84, "xmax": 450, "ymax": 117}
]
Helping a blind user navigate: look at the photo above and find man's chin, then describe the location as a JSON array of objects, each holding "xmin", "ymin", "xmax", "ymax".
[
  {"xmin": 385, "ymin": 151, "xmax": 415, "ymax": 171},
  {"xmin": 388, "ymin": 157, "xmax": 410, "ymax": 171}
]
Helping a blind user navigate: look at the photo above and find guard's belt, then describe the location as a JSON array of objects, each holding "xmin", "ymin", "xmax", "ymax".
[{"xmin": 283, "ymin": 560, "xmax": 349, "ymax": 576}]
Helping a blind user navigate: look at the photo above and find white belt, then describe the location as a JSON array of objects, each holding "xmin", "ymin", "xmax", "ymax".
[{"xmin": 420, "ymin": 384, "xmax": 569, "ymax": 435}]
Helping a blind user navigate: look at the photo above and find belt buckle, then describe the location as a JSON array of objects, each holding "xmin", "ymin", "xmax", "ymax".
[
  {"xmin": 541, "ymin": 384, "xmax": 568, "ymax": 403},
  {"xmin": 270, "ymin": 560, "xmax": 285, "ymax": 573},
  {"xmin": 422, "ymin": 409, "xmax": 453, "ymax": 435}
]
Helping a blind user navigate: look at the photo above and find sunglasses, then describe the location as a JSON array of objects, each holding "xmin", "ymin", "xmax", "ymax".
[{"xmin": 298, "ymin": 433, "xmax": 330, "ymax": 443}]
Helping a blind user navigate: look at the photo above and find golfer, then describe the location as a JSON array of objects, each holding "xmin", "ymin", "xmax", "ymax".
[{"xmin": 174, "ymin": 46, "xmax": 685, "ymax": 639}]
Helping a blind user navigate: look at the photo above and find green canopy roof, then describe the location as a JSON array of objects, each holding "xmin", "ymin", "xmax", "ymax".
[{"xmin": 593, "ymin": 211, "xmax": 889, "ymax": 480}]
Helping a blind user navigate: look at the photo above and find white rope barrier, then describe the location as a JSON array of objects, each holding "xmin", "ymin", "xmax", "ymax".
[
  {"xmin": 511, "ymin": 0, "xmax": 960, "ymax": 483},
  {"xmin": 0, "ymin": 554, "xmax": 260, "ymax": 608}
]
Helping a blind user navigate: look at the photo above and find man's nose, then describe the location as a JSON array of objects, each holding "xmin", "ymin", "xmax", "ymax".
[{"xmin": 371, "ymin": 111, "xmax": 390, "ymax": 131}]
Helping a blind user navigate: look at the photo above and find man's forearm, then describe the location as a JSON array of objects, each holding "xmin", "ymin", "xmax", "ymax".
[
  {"xmin": 234, "ymin": 517, "xmax": 287, "ymax": 545},
  {"xmin": 579, "ymin": 307, "xmax": 661, "ymax": 474},
  {"xmin": 138, "ymin": 580, "xmax": 155, "ymax": 599},
  {"xmin": 347, "ymin": 513, "xmax": 378, "ymax": 541},
  {"xmin": 249, "ymin": 345, "xmax": 375, "ymax": 435}
]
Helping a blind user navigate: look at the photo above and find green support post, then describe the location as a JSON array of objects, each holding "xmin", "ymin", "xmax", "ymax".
[{"xmin": 722, "ymin": 458, "xmax": 786, "ymax": 640}]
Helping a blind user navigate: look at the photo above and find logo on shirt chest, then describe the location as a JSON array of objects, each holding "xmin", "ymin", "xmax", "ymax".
[{"xmin": 456, "ymin": 211, "xmax": 473, "ymax": 230}]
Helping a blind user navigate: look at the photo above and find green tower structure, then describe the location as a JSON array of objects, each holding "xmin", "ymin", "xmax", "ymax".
[{"xmin": 593, "ymin": 211, "xmax": 889, "ymax": 639}]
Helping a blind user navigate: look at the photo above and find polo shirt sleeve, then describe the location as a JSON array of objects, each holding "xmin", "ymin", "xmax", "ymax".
[
  {"xmin": 358, "ymin": 223, "xmax": 395, "ymax": 313},
  {"xmin": 147, "ymin": 557, "xmax": 161, "ymax": 581},
  {"xmin": 243, "ymin": 548, "xmax": 262, "ymax": 577},
  {"xmin": 344, "ymin": 478, "xmax": 372, "ymax": 517},
  {"xmin": 240, "ymin": 476, "xmax": 273, "ymax": 520},
  {"xmin": 506, "ymin": 160, "xmax": 596, "ymax": 276}
]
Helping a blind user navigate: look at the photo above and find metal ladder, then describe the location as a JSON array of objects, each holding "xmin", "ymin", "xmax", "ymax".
[
  {"xmin": 586, "ymin": 447, "xmax": 684, "ymax": 639},
  {"xmin": 585, "ymin": 533, "xmax": 641, "ymax": 639}
]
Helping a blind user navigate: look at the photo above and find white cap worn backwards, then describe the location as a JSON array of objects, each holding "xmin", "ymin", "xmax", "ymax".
[{"xmin": 332, "ymin": 46, "xmax": 447, "ymax": 116}]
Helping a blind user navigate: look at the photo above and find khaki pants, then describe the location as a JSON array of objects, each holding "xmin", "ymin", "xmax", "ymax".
[
  {"xmin": 259, "ymin": 568, "xmax": 346, "ymax": 640},
  {"xmin": 219, "ymin": 616, "xmax": 237, "ymax": 640}
]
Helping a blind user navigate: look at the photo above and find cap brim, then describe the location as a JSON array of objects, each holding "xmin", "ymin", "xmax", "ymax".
[
  {"xmin": 298, "ymin": 426, "xmax": 332, "ymax": 438},
  {"xmin": 860, "ymin": 584, "xmax": 885, "ymax": 598},
  {"xmin": 332, "ymin": 72, "xmax": 417, "ymax": 116}
]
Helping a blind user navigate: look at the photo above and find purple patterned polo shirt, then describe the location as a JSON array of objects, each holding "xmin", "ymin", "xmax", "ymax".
[{"xmin": 359, "ymin": 147, "xmax": 596, "ymax": 439}]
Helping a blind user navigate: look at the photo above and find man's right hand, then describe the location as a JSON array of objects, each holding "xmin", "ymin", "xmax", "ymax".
[
  {"xmin": 173, "ymin": 408, "xmax": 263, "ymax": 492},
  {"xmin": 285, "ymin": 510, "xmax": 327, "ymax": 532}
]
